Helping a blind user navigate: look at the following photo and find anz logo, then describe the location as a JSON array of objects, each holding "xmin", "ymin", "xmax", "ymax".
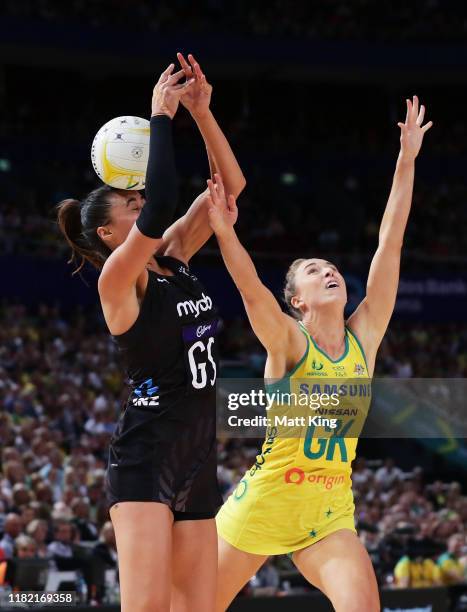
[{"xmin": 132, "ymin": 378, "xmax": 159, "ymax": 407}]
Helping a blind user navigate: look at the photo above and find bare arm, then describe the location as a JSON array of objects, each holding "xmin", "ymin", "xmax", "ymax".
[
  {"xmin": 160, "ymin": 54, "xmax": 246, "ymax": 263},
  {"xmin": 207, "ymin": 175, "xmax": 295, "ymax": 354},
  {"xmin": 348, "ymin": 96, "xmax": 433, "ymax": 355}
]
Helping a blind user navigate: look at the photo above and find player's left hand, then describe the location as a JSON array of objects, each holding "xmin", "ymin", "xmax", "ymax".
[
  {"xmin": 398, "ymin": 96, "xmax": 433, "ymax": 161},
  {"xmin": 207, "ymin": 173, "xmax": 238, "ymax": 237},
  {"xmin": 177, "ymin": 52, "xmax": 212, "ymax": 119}
]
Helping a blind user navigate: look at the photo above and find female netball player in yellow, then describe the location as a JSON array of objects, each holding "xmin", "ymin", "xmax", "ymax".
[{"xmin": 208, "ymin": 96, "xmax": 432, "ymax": 611}]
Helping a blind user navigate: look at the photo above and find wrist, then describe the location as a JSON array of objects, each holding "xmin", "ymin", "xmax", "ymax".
[
  {"xmin": 192, "ymin": 108, "xmax": 213, "ymax": 122},
  {"xmin": 215, "ymin": 225, "xmax": 236, "ymax": 242},
  {"xmin": 151, "ymin": 111, "xmax": 174, "ymax": 120},
  {"xmin": 398, "ymin": 151, "xmax": 416, "ymax": 165}
]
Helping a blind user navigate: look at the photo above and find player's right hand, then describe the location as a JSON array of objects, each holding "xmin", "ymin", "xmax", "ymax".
[
  {"xmin": 207, "ymin": 173, "xmax": 238, "ymax": 237},
  {"xmin": 151, "ymin": 63, "xmax": 195, "ymax": 119}
]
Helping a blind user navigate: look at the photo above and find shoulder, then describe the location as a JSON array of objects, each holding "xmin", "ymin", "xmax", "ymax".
[
  {"xmin": 278, "ymin": 315, "xmax": 309, "ymax": 357},
  {"xmin": 346, "ymin": 315, "xmax": 377, "ymax": 377},
  {"xmin": 267, "ymin": 316, "xmax": 309, "ymax": 377}
]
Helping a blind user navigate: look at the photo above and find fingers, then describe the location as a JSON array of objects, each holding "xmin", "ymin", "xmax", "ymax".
[
  {"xmin": 158, "ymin": 63, "xmax": 175, "ymax": 84},
  {"xmin": 403, "ymin": 96, "xmax": 430, "ymax": 130},
  {"xmin": 174, "ymin": 77, "xmax": 196, "ymax": 91},
  {"xmin": 405, "ymin": 98, "xmax": 411, "ymax": 124},
  {"xmin": 397, "ymin": 122, "xmax": 406, "ymax": 130},
  {"xmin": 167, "ymin": 68, "xmax": 187, "ymax": 86},
  {"xmin": 177, "ymin": 52, "xmax": 192, "ymax": 72},
  {"xmin": 207, "ymin": 175, "xmax": 229, "ymax": 206},
  {"xmin": 416, "ymin": 104, "xmax": 426, "ymax": 126},
  {"xmin": 206, "ymin": 194, "xmax": 215, "ymax": 213},
  {"xmin": 177, "ymin": 52, "xmax": 193, "ymax": 80},
  {"xmin": 421, "ymin": 120, "xmax": 433, "ymax": 133},
  {"xmin": 227, "ymin": 194, "xmax": 238, "ymax": 214},
  {"xmin": 188, "ymin": 53, "xmax": 204, "ymax": 80},
  {"xmin": 207, "ymin": 179, "xmax": 219, "ymax": 206},
  {"xmin": 213, "ymin": 173, "xmax": 226, "ymax": 200},
  {"xmin": 412, "ymin": 95, "xmax": 419, "ymax": 121}
]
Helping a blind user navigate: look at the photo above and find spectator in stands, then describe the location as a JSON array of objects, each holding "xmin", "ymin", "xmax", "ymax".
[
  {"xmin": 0, "ymin": 548, "xmax": 7, "ymax": 586},
  {"xmin": 19, "ymin": 504, "xmax": 37, "ymax": 530},
  {"xmin": 393, "ymin": 550, "xmax": 441, "ymax": 588},
  {"xmin": 394, "ymin": 540, "xmax": 441, "ymax": 588},
  {"xmin": 14, "ymin": 534, "xmax": 37, "ymax": 559},
  {"xmin": 375, "ymin": 458, "xmax": 404, "ymax": 490},
  {"xmin": 0, "ymin": 513, "xmax": 22, "ymax": 559},
  {"xmin": 71, "ymin": 497, "xmax": 98, "ymax": 541},
  {"xmin": 11, "ymin": 483, "xmax": 32, "ymax": 513},
  {"xmin": 26, "ymin": 518, "xmax": 49, "ymax": 558},
  {"xmin": 437, "ymin": 534, "xmax": 465, "ymax": 585},
  {"xmin": 91, "ymin": 521, "xmax": 118, "ymax": 603},
  {"xmin": 47, "ymin": 519, "xmax": 76, "ymax": 566},
  {"xmin": 92, "ymin": 521, "xmax": 117, "ymax": 570},
  {"xmin": 352, "ymin": 457, "xmax": 373, "ymax": 487}
]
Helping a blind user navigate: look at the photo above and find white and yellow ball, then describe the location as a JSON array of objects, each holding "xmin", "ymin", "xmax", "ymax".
[{"xmin": 91, "ymin": 116, "xmax": 149, "ymax": 190}]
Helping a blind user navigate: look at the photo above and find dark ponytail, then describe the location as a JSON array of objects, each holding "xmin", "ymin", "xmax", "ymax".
[{"xmin": 56, "ymin": 185, "xmax": 114, "ymax": 275}]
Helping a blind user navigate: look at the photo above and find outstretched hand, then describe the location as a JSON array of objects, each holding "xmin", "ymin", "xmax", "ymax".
[
  {"xmin": 177, "ymin": 52, "xmax": 212, "ymax": 119},
  {"xmin": 398, "ymin": 96, "xmax": 433, "ymax": 162},
  {"xmin": 151, "ymin": 63, "xmax": 195, "ymax": 119},
  {"xmin": 207, "ymin": 173, "xmax": 238, "ymax": 237}
]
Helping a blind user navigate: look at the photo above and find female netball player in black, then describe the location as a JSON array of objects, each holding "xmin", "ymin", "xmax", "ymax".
[{"xmin": 57, "ymin": 54, "xmax": 245, "ymax": 612}]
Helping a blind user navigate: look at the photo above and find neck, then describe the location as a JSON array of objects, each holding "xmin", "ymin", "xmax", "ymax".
[{"xmin": 300, "ymin": 307, "xmax": 346, "ymax": 360}]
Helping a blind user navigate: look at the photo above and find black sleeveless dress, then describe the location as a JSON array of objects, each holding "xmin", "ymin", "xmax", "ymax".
[{"xmin": 105, "ymin": 255, "xmax": 222, "ymax": 519}]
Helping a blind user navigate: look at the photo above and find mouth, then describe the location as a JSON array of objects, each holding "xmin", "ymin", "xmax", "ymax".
[{"xmin": 325, "ymin": 280, "xmax": 339, "ymax": 290}]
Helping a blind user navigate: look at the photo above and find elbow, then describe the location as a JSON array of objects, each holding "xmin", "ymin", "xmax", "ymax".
[
  {"xmin": 239, "ymin": 279, "xmax": 262, "ymax": 304},
  {"xmin": 378, "ymin": 235, "xmax": 403, "ymax": 253},
  {"xmin": 232, "ymin": 175, "xmax": 247, "ymax": 198}
]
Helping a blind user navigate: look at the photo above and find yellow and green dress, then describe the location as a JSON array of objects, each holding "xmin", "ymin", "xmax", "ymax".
[{"xmin": 216, "ymin": 321, "xmax": 371, "ymax": 555}]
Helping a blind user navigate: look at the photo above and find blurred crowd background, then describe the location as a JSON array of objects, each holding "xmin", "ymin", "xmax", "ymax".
[
  {"xmin": 2, "ymin": 0, "xmax": 467, "ymax": 42},
  {"xmin": 0, "ymin": 0, "xmax": 466, "ymax": 606}
]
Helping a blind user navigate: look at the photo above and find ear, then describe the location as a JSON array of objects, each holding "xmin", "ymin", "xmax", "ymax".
[
  {"xmin": 96, "ymin": 226, "xmax": 112, "ymax": 244},
  {"xmin": 290, "ymin": 295, "xmax": 302, "ymax": 312}
]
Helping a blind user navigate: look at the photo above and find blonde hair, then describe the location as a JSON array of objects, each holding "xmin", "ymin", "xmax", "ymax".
[{"xmin": 283, "ymin": 258, "xmax": 306, "ymax": 320}]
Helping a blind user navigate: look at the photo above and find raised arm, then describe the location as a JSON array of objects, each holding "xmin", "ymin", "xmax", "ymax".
[
  {"xmin": 98, "ymin": 64, "xmax": 194, "ymax": 301},
  {"xmin": 348, "ymin": 96, "xmax": 433, "ymax": 359},
  {"xmin": 160, "ymin": 53, "xmax": 246, "ymax": 263},
  {"xmin": 206, "ymin": 174, "xmax": 296, "ymax": 355}
]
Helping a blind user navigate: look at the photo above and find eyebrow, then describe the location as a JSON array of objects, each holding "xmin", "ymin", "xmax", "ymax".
[{"xmin": 304, "ymin": 261, "xmax": 337, "ymax": 271}]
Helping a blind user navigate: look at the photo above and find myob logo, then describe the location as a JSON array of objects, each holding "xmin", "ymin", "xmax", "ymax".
[{"xmin": 176, "ymin": 293, "xmax": 212, "ymax": 318}]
